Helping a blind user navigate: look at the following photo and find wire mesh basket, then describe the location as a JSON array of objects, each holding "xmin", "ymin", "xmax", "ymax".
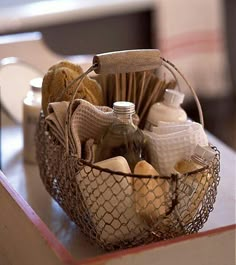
[{"xmin": 36, "ymin": 50, "xmax": 220, "ymax": 251}]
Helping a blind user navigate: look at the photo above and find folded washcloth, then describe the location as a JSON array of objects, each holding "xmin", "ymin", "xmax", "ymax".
[
  {"xmin": 45, "ymin": 99, "xmax": 140, "ymax": 160},
  {"xmin": 144, "ymin": 122, "xmax": 208, "ymax": 175},
  {"xmin": 70, "ymin": 99, "xmax": 114, "ymax": 155},
  {"xmin": 45, "ymin": 99, "xmax": 114, "ymax": 159},
  {"xmin": 45, "ymin": 101, "xmax": 78, "ymax": 154}
]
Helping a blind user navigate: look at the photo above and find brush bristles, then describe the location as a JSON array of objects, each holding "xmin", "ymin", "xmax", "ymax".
[{"xmin": 95, "ymin": 71, "xmax": 176, "ymax": 129}]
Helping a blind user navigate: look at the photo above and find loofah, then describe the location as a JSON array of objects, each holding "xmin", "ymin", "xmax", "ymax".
[{"xmin": 42, "ymin": 61, "xmax": 104, "ymax": 115}]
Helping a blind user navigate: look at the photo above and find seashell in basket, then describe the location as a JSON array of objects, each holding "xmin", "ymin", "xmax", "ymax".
[{"xmin": 76, "ymin": 156, "xmax": 148, "ymax": 244}]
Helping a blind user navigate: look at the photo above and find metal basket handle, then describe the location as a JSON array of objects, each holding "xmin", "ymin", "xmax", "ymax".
[
  {"xmin": 64, "ymin": 49, "xmax": 204, "ymax": 155},
  {"xmin": 93, "ymin": 50, "xmax": 204, "ymax": 127}
]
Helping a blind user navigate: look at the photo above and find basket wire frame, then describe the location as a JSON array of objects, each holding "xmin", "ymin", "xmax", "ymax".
[
  {"xmin": 36, "ymin": 115, "xmax": 220, "ymax": 251},
  {"xmin": 36, "ymin": 53, "xmax": 220, "ymax": 250}
]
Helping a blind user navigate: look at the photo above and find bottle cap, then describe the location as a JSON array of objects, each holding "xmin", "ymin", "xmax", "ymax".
[
  {"xmin": 113, "ymin": 101, "xmax": 135, "ymax": 115},
  {"xmin": 163, "ymin": 89, "xmax": 185, "ymax": 107},
  {"xmin": 191, "ymin": 144, "xmax": 216, "ymax": 166},
  {"xmin": 30, "ymin": 77, "xmax": 42, "ymax": 92}
]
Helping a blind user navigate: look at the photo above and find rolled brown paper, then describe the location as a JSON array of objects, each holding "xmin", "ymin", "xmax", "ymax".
[{"xmin": 93, "ymin": 49, "xmax": 162, "ymax": 74}]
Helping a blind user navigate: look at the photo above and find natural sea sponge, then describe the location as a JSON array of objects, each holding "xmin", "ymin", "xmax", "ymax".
[{"xmin": 42, "ymin": 61, "xmax": 104, "ymax": 115}]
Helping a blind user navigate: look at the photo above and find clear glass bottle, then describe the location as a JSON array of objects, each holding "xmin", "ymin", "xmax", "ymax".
[
  {"xmin": 23, "ymin": 77, "xmax": 42, "ymax": 164},
  {"xmin": 95, "ymin": 101, "xmax": 146, "ymax": 171},
  {"xmin": 145, "ymin": 89, "xmax": 187, "ymax": 131}
]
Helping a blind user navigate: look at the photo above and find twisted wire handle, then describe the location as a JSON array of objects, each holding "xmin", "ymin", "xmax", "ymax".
[{"xmin": 161, "ymin": 57, "xmax": 204, "ymax": 127}]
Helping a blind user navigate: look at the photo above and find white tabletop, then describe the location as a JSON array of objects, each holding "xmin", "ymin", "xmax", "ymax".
[
  {"xmin": 1, "ymin": 111, "xmax": 104, "ymax": 260},
  {"xmin": 1, "ymin": 111, "xmax": 236, "ymax": 260}
]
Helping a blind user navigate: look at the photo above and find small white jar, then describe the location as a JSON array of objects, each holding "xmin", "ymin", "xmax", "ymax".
[
  {"xmin": 145, "ymin": 89, "xmax": 187, "ymax": 131},
  {"xmin": 23, "ymin": 77, "xmax": 42, "ymax": 164}
]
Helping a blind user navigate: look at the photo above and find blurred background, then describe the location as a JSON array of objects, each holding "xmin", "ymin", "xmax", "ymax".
[{"xmin": 0, "ymin": 0, "xmax": 235, "ymax": 149}]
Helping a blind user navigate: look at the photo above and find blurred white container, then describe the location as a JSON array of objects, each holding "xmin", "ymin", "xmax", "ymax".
[{"xmin": 23, "ymin": 77, "xmax": 42, "ymax": 164}]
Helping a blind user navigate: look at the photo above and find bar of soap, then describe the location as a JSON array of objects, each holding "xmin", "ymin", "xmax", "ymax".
[
  {"xmin": 134, "ymin": 160, "xmax": 159, "ymax": 175},
  {"xmin": 76, "ymin": 156, "xmax": 146, "ymax": 244},
  {"xmin": 96, "ymin": 156, "xmax": 131, "ymax": 173},
  {"xmin": 134, "ymin": 160, "xmax": 169, "ymax": 223}
]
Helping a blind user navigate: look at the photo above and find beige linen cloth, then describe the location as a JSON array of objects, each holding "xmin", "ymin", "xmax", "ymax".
[
  {"xmin": 45, "ymin": 99, "xmax": 140, "ymax": 160},
  {"xmin": 155, "ymin": 0, "xmax": 232, "ymax": 98},
  {"xmin": 45, "ymin": 99, "xmax": 113, "ymax": 160},
  {"xmin": 46, "ymin": 101, "xmax": 70, "ymax": 148}
]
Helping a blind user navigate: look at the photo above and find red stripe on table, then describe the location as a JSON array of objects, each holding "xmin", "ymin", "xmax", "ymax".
[
  {"xmin": 81, "ymin": 225, "xmax": 236, "ymax": 265},
  {"xmin": 0, "ymin": 172, "xmax": 76, "ymax": 265}
]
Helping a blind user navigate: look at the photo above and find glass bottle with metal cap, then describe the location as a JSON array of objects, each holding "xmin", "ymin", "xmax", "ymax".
[
  {"xmin": 23, "ymin": 77, "xmax": 42, "ymax": 164},
  {"xmin": 95, "ymin": 101, "xmax": 146, "ymax": 171}
]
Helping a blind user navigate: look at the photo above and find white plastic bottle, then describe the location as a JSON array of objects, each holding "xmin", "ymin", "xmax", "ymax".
[
  {"xmin": 145, "ymin": 89, "xmax": 187, "ymax": 131},
  {"xmin": 23, "ymin": 77, "xmax": 42, "ymax": 163}
]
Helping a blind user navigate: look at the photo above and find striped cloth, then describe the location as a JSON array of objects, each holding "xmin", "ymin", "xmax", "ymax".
[{"xmin": 155, "ymin": 0, "xmax": 232, "ymax": 98}]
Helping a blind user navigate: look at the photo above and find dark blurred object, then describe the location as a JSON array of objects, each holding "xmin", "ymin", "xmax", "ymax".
[
  {"xmin": 42, "ymin": 11, "xmax": 152, "ymax": 55},
  {"xmin": 0, "ymin": 10, "xmax": 153, "ymax": 55},
  {"xmin": 224, "ymin": 0, "xmax": 236, "ymax": 99},
  {"xmin": 185, "ymin": 96, "xmax": 236, "ymax": 150}
]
